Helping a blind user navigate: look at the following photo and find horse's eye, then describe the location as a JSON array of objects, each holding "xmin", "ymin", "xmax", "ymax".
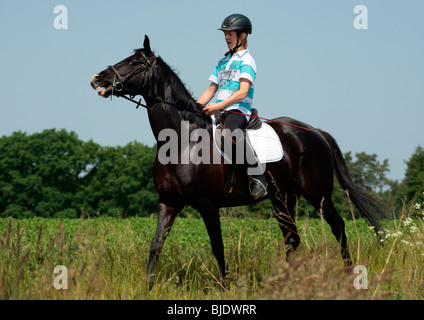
[{"xmin": 129, "ymin": 61, "xmax": 134, "ymax": 66}]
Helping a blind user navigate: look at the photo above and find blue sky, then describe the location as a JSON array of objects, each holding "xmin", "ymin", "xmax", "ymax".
[{"xmin": 0, "ymin": 0, "xmax": 423, "ymax": 182}]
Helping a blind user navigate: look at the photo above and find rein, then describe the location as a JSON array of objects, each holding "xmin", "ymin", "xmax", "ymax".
[
  {"xmin": 116, "ymin": 93, "xmax": 310, "ymax": 131},
  {"xmin": 115, "ymin": 92, "xmax": 205, "ymax": 117},
  {"xmin": 108, "ymin": 54, "xmax": 310, "ymax": 131}
]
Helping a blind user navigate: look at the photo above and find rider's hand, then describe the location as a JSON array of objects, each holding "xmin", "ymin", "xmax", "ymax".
[{"xmin": 203, "ymin": 103, "xmax": 222, "ymax": 116}]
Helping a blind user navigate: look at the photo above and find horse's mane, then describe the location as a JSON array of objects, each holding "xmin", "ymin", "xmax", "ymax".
[{"xmin": 152, "ymin": 54, "xmax": 212, "ymax": 128}]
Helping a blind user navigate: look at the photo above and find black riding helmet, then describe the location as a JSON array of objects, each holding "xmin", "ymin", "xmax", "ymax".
[
  {"xmin": 218, "ymin": 14, "xmax": 252, "ymax": 55},
  {"xmin": 218, "ymin": 13, "xmax": 252, "ymax": 34}
]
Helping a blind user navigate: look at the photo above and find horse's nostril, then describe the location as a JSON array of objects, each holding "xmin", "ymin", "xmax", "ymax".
[{"xmin": 92, "ymin": 73, "xmax": 103, "ymax": 81}]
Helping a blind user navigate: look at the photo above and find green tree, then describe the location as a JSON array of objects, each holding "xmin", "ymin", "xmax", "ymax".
[
  {"xmin": 0, "ymin": 129, "xmax": 98, "ymax": 218},
  {"xmin": 74, "ymin": 141, "xmax": 158, "ymax": 217},
  {"xmin": 344, "ymin": 151, "xmax": 390, "ymax": 194},
  {"xmin": 404, "ymin": 146, "xmax": 424, "ymax": 203},
  {"xmin": 0, "ymin": 130, "xmax": 158, "ymax": 218}
]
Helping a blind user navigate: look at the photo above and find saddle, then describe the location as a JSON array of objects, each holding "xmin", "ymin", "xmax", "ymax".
[{"xmin": 214, "ymin": 108, "xmax": 262, "ymax": 131}]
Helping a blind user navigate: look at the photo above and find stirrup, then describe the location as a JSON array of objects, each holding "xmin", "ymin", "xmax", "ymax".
[{"xmin": 249, "ymin": 176, "xmax": 268, "ymax": 200}]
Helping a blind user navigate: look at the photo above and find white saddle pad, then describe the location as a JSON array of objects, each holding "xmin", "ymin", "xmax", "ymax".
[{"xmin": 212, "ymin": 117, "xmax": 283, "ymax": 163}]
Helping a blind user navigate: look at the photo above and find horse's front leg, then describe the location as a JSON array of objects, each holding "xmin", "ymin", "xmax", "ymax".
[
  {"xmin": 146, "ymin": 201, "xmax": 182, "ymax": 288},
  {"xmin": 197, "ymin": 204, "xmax": 226, "ymax": 280}
]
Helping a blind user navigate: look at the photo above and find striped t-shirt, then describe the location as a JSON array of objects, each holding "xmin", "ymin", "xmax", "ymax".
[{"xmin": 209, "ymin": 49, "xmax": 256, "ymax": 116}]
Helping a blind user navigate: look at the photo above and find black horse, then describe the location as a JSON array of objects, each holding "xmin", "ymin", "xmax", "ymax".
[{"xmin": 91, "ymin": 36, "xmax": 384, "ymax": 286}]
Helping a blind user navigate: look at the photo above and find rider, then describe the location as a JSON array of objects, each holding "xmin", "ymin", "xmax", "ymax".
[{"xmin": 198, "ymin": 13, "xmax": 267, "ymax": 200}]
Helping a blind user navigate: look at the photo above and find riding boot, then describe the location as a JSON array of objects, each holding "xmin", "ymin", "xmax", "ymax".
[
  {"xmin": 243, "ymin": 136, "xmax": 268, "ymax": 200},
  {"xmin": 221, "ymin": 127, "xmax": 268, "ymax": 200}
]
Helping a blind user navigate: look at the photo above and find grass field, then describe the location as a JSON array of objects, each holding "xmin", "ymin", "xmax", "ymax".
[{"xmin": 1, "ymin": 204, "xmax": 424, "ymax": 300}]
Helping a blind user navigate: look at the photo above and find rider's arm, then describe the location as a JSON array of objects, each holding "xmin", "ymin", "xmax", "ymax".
[
  {"xmin": 203, "ymin": 78, "xmax": 251, "ymax": 115},
  {"xmin": 197, "ymin": 83, "xmax": 218, "ymax": 105}
]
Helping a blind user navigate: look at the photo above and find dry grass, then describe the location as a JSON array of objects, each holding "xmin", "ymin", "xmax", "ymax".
[{"xmin": 1, "ymin": 198, "xmax": 424, "ymax": 300}]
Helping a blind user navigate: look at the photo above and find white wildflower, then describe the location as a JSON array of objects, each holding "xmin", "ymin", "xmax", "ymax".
[
  {"xmin": 410, "ymin": 225, "xmax": 418, "ymax": 233},
  {"xmin": 403, "ymin": 218, "xmax": 413, "ymax": 227},
  {"xmin": 414, "ymin": 203, "xmax": 421, "ymax": 210},
  {"xmin": 385, "ymin": 231, "xmax": 403, "ymax": 239},
  {"xmin": 400, "ymin": 240, "xmax": 413, "ymax": 247}
]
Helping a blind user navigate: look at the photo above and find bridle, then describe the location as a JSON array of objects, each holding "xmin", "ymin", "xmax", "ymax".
[
  {"xmin": 107, "ymin": 50, "xmax": 156, "ymax": 99},
  {"xmin": 105, "ymin": 51, "xmax": 206, "ymax": 114}
]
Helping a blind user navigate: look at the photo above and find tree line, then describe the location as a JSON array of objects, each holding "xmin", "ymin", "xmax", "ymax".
[
  {"xmin": 0, "ymin": 129, "xmax": 422, "ymax": 219},
  {"xmin": 0, "ymin": 129, "xmax": 157, "ymax": 218}
]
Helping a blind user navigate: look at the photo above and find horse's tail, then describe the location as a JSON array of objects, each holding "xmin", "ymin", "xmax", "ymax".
[{"xmin": 318, "ymin": 129, "xmax": 386, "ymax": 235}]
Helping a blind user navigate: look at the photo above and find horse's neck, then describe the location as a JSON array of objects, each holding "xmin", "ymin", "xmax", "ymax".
[
  {"xmin": 147, "ymin": 103, "xmax": 185, "ymax": 141},
  {"xmin": 147, "ymin": 63, "xmax": 210, "ymax": 141}
]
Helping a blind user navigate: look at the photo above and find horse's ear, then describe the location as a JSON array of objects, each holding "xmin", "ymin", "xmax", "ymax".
[{"xmin": 143, "ymin": 35, "xmax": 152, "ymax": 55}]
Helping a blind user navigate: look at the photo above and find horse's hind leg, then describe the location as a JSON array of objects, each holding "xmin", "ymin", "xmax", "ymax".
[
  {"xmin": 308, "ymin": 195, "xmax": 352, "ymax": 265},
  {"xmin": 146, "ymin": 201, "xmax": 182, "ymax": 288},
  {"xmin": 269, "ymin": 191, "xmax": 300, "ymax": 255}
]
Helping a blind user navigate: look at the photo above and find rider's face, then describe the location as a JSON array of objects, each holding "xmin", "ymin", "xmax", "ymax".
[{"xmin": 224, "ymin": 31, "xmax": 238, "ymax": 50}]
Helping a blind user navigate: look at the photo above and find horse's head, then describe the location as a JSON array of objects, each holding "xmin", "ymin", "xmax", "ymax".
[{"xmin": 91, "ymin": 35, "xmax": 155, "ymax": 98}]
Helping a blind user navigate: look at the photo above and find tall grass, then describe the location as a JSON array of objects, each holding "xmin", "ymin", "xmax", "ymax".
[{"xmin": 1, "ymin": 200, "xmax": 423, "ymax": 299}]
